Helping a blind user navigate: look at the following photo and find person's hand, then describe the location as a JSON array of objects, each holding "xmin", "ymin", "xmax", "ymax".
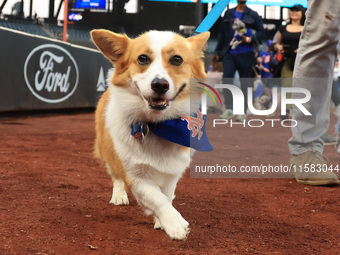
[
  {"xmin": 260, "ymin": 64, "xmax": 270, "ymax": 73},
  {"xmin": 211, "ymin": 55, "xmax": 220, "ymax": 63},
  {"xmin": 294, "ymin": 48, "xmax": 299, "ymax": 53},
  {"xmin": 241, "ymin": 35, "xmax": 251, "ymax": 44},
  {"xmin": 276, "ymin": 44, "xmax": 284, "ymax": 52},
  {"xmin": 263, "ymin": 67, "xmax": 270, "ymax": 73}
]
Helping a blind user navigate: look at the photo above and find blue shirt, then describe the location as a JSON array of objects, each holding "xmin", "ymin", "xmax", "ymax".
[
  {"xmin": 259, "ymin": 51, "xmax": 274, "ymax": 78},
  {"xmin": 230, "ymin": 10, "xmax": 254, "ymax": 54}
]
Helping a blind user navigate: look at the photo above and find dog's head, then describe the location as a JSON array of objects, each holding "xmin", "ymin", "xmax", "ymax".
[
  {"xmin": 91, "ymin": 30, "xmax": 209, "ymax": 122},
  {"xmin": 232, "ymin": 18, "xmax": 245, "ymax": 31}
]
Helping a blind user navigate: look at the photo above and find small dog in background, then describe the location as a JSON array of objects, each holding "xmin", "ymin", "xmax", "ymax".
[
  {"xmin": 253, "ymin": 79, "xmax": 281, "ymax": 117},
  {"xmin": 91, "ymin": 29, "xmax": 210, "ymax": 240},
  {"xmin": 230, "ymin": 18, "xmax": 254, "ymax": 50}
]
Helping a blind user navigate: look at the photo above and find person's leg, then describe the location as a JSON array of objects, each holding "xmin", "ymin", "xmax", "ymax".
[
  {"xmin": 220, "ymin": 53, "xmax": 237, "ymax": 119},
  {"xmin": 331, "ymin": 81, "xmax": 340, "ymax": 107},
  {"xmin": 288, "ymin": 0, "xmax": 340, "ymax": 185},
  {"xmin": 222, "ymin": 53, "xmax": 237, "ymax": 109},
  {"xmin": 235, "ymin": 51, "xmax": 256, "ymax": 119},
  {"xmin": 280, "ymin": 59, "xmax": 293, "ymax": 116},
  {"xmin": 319, "ymin": 81, "xmax": 340, "ymax": 146},
  {"xmin": 333, "ymin": 79, "xmax": 340, "ymax": 116}
]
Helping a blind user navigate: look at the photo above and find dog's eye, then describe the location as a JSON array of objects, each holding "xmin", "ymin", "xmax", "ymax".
[
  {"xmin": 170, "ymin": 55, "xmax": 183, "ymax": 66},
  {"xmin": 137, "ymin": 55, "xmax": 150, "ymax": 65}
]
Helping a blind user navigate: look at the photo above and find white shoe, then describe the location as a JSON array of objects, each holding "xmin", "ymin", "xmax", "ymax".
[
  {"xmin": 235, "ymin": 114, "xmax": 247, "ymax": 122},
  {"xmin": 219, "ymin": 109, "xmax": 234, "ymax": 120}
]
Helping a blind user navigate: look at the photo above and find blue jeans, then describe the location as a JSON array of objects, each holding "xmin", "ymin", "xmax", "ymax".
[{"xmin": 222, "ymin": 51, "xmax": 255, "ymax": 112}]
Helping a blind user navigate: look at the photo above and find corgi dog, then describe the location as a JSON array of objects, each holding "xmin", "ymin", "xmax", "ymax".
[{"xmin": 91, "ymin": 29, "xmax": 210, "ymax": 240}]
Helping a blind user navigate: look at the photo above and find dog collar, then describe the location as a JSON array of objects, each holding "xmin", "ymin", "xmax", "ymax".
[
  {"xmin": 130, "ymin": 108, "xmax": 213, "ymax": 152},
  {"xmin": 131, "ymin": 122, "xmax": 149, "ymax": 144}
]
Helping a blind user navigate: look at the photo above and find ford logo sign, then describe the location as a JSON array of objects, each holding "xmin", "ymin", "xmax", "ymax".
[{"xmin": 24, "ymin": 44, "xmax": 79, "ymax": 103}]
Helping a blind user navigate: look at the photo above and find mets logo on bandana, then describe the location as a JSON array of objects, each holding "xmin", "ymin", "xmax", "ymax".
[{"xmin": 181, "ymin": 108, "xmax": 204, "ymax": 140}]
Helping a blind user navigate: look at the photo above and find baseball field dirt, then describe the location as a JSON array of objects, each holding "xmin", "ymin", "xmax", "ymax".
[{"xmin": 1, "ymin": 111, "xmax": 339, "ymax": 255}]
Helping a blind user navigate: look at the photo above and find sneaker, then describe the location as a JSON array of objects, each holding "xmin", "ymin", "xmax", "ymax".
[
  {"xmin": 289, "ymin": 150, "xmax": 339, "ymax": 186},
  {"xmin": 219, "ymin": 109, "xmax": 234, "ymax": 120},
  {"xmin": 334, "ymin": 104, "xmax": 340, "ymax": 117},
  {"xmin": 321, "ymin": 133, "xmax": 339, "ymax": 146},
  {"xmin": 235, "ymin": 114, "xmax": 247, "ymax": 122}
]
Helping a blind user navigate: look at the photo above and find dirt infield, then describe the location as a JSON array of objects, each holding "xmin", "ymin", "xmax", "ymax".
[{"xmin": 1, "ymin": 111, "xmax": 339, "ymax": 255}]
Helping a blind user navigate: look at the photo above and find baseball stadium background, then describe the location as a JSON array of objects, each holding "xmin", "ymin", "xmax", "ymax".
[{"xmin": 1, "ymin": 1, "xmax": 340, "ymax": 254}]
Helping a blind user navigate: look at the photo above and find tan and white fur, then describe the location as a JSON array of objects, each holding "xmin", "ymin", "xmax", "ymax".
[{"xmin": 91, "ymin": 29, "xmax": 210, "ymax": 240}]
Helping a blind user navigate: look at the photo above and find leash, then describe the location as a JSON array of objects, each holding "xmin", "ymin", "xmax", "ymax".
[{"xmin": 193, "ymin": 0, "xmax": 231, "ymax": 35}]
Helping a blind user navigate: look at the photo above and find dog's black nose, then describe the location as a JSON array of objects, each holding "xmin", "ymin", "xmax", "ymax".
[{"xmin": 151, "ymin": 78, "xmax": 169, "ymax": 94}]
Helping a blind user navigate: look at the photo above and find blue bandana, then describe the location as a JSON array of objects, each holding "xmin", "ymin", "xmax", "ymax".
[{"xmin": 131, "ymin": 108, "xmax": 213, "ymax": 152}]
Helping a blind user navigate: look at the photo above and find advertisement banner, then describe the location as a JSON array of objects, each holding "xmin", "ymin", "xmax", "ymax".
[{"xmin": 0, "ymin": 27, "xmax": 111, "ymax": 112}]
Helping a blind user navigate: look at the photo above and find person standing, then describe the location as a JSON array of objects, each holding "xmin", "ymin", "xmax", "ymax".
[
  {"xmin": 212, "ymin": 0, "xmax": 264, "ymax": 122},
  {"xmin": 276, "ymin": 4, "xmax": 338, "ymax": 145},
  {"xmin": 274, "ymin": 4, "xmax": 305, "ymax": 119},
  {"xmin": 275, "ymin": 4, "xmax": 305, "ymax": 80},
  {"xmin": 288, "ymin": 0, "xmax": 340, "ymax": 185}
]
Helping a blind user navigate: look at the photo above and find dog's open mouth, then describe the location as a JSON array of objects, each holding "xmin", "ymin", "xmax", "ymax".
[
  {"xmin": 143, "ymin": 84, "xmax": 186, "ymax": 111},
  {"xmin": 148, "ymin": 97, "xmax": 169, "ymax": 111}
]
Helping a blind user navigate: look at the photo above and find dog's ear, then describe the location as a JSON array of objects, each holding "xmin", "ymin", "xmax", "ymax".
[
  {"xmin": 91, "ymin": 29, "xmax": 130, "ymax": 63},
  {"xmin": 187, "ymin": 32, "xmax": 210, "ymax": 58}
]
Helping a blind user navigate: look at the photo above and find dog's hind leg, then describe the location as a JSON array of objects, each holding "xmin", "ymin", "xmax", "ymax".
[{"xmin": 109, "ymin": 178, "xmax": 129, "ymax": 205}]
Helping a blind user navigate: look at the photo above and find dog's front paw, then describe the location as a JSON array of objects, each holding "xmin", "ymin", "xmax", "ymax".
[
  {"xmin": 110, "ymin": 179, "xmax": 129, "ymax": 205},
  {"xmin": 109, "ymin": 194, "xmax": 129, "ymax": 205},
  {"xmin": 164, "ymin": 216, "xmax": 189, "ymax": 240},
  {"xmin": 159, "ymin": 210, "xmax": 189, "ymax": 240}
]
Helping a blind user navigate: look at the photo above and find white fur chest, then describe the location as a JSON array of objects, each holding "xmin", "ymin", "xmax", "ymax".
[{"xmin": 104, "ymin": 87, "xmax": 191, "ymax": 179}]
